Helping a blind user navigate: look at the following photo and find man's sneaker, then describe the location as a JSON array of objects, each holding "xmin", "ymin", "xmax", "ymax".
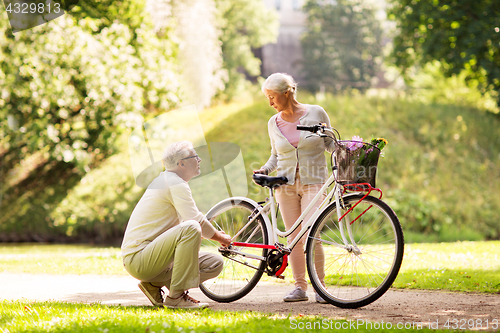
[
  {"xmin": 163, "ymin": 291, "xmax": 209, "ymax": 309},
  {"xmin": 283, "ymin": 287, "xmax": 308, "ymax": 302},
  {"xmin": 315, "ymin": 292, "xmax": 328, "ymax": 304},
  {"xmin": 138, "ymin": 282, "xmax": 164, "ymax": 306}
]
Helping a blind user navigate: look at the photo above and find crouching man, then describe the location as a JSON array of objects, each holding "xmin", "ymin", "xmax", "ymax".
[{"xmin": 121, "ymin": 141, "xmax": 231, "ymax": 309}]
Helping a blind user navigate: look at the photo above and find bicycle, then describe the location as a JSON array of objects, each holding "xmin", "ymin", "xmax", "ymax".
[{"xmin": 199, "ymin": 124, "xmax": 404, "ymax": 308}]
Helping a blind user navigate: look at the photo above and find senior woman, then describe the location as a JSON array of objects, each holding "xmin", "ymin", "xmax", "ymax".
[{"xmin": 253, "ymin": 73, "xmax": 334, "ymax": 303}]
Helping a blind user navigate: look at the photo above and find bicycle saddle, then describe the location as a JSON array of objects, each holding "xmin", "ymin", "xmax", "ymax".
[{"xmin": 252, "ymin": 174, "xmax": 288, "ymax": 188}]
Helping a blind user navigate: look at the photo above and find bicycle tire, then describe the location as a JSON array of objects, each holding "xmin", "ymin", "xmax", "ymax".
[
  {"xmin": 199, "ymin": 199, "xmax": 269, "ymax": 302},
  {"xmin": 306, "ymin": 194, "xmax": 404, "ymax": 308}
]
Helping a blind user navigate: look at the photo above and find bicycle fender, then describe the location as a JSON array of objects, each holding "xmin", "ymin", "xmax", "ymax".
[
  {"xmin": 205, "ymin": 196, "xmax": 273, "ymax": 245},
  {"xmin": 303, "ymin": 193, "xmax": 361, "ymax": 253}
]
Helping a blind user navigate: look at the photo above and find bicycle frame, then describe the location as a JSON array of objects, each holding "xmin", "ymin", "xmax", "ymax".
[
  {"xmin": 229, "ymin": 154, "xmax": 382, "ymax": 262},
  {"xmin": 233, "ymin": 172, "xmax": 336, "ymax": 249}
]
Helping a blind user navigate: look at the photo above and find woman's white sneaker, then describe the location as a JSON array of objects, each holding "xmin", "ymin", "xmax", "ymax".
[{"xmin": 283, "ymin": 287, "xmax": 308, "ymax": 302}]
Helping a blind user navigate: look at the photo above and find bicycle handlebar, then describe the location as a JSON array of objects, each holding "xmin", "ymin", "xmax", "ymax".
[
  {"xmin": 296, "ymin": 124, "xmax": 321, "ymax": 132},
  {"xmin": 297, "ymin": 123, "xmax": 341, "ymax": 143}
]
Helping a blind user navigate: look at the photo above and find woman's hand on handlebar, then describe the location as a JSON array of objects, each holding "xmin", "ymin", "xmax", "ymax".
[
  {"xmin": 297, "ymin": 123, "xmax": 339, "ymax": 141},
  {"xmin": 253, "ymin": 168, "xmax": 268, "ymax": 175}
]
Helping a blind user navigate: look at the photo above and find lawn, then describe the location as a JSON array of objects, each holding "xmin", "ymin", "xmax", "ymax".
[{"xmin": 394, "ymin": 241, "xmax": 500, "ymax": 292}]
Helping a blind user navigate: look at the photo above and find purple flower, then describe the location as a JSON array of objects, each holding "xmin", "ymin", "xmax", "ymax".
[{"xmin": 348, "ymin": 135, "xmax": 364, "ymax": 151}]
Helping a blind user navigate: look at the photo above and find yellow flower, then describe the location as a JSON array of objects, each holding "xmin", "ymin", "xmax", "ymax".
[{"xmin": 377, "ymin": 137, "xmax": 388, "ymax": 145}]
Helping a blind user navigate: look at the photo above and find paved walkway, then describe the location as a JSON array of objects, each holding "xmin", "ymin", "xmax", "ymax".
[{"xmin": 0, "ymin": 272, "xmax": 288, "ymax": 307}]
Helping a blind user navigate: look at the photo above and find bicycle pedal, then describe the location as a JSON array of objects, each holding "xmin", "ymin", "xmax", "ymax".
[{"xmin": 275, "ymin": 274, "xmax": 285, "ymax": 279}]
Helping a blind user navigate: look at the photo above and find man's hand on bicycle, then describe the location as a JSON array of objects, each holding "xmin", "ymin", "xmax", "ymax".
[{"xmin": 211, "ymin": 230, "xmax": 232, "ymax": 247}]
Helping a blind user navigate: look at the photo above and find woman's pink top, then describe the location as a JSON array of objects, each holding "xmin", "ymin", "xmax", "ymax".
[{"xmin": 276, "ymin": 112, "xmax": 302, "ymax": 148}]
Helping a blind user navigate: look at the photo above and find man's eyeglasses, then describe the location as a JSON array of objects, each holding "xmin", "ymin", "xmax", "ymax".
[{"xmin": 178, "ymin": 154, "xmax": 201, "ymax": 164}]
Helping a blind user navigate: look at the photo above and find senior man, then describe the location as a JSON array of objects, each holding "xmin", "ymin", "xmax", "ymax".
[{"xmin": 121, "ymin": 141, "xmax": 231, "ymax": 309}]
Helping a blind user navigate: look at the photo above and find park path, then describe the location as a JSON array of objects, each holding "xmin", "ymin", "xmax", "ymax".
[{"xmin": 1, "ymin": 272, "xmax": 500, "ymax": 331}]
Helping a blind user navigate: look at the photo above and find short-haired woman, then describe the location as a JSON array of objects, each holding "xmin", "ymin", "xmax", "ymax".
[{"xmin": 254, "ymin": 73, "xmax": 334, "ymax": 303}]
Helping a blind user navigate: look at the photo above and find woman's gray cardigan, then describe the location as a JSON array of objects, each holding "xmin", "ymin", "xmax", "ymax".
[{"xmin": 261, "ymin": 105, "xmax": 335, "ymax": 185}]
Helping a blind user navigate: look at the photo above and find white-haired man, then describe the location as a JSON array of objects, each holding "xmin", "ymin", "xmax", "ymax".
[{"xmin": 121, "ymin": 141, "xmax": 231, "ymax": 309}]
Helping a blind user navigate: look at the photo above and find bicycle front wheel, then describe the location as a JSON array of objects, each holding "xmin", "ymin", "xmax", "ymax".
[
  {"xmin": 306, "ymin": 194, "xmax": 404, "ymax": 308},
  {"xmin": 199, "ymin": 199, "xmax": 268, "ymax": 302}
]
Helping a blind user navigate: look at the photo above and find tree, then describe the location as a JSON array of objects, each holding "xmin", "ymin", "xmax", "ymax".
[
  {"xmin": 146, "ymin": 0, "xmax": 279, "ymax": 104},
  {"xmin": 301, "ymin": 0, "xmax": 384, "ymax": 92},
  {"xmin": 389, "ymin": 0, "xmax": 500, "ymax": 108},
  {"xmin": 0, "ymin": 3, "xmax": 181, "ymax": 240},
  {"xmin": 214, "ymin": 0, "xmax": 279, "ymax": 100}
]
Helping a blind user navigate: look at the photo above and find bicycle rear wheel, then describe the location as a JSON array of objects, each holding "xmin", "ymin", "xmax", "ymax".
[
  {"xmin": 306, "ymin": 194, "xmax": 404, "ymax": 308},
  {"xmin": 199, "ymin": 199, "xmax": 268, "ymax": 302}
]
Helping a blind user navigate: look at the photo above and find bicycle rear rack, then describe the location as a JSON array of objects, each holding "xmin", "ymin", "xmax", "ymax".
[{"xmin": 339, "ymin": 183, "xmax": 382, "ymax": 225}]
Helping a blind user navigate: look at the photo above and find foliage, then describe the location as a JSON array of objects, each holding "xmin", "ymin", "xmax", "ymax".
[
  {"xmin": 301, "ymin": 0, "xmax": 384, "ymax": 92},
  {"xmin": 400, "ymin": 61, "xmax": 500, "ymax": 114},
  {"xmin": 388, "ymin": 0, "xmax": 500, "ymax": 108},
  {"xmin": 214, "ymin": 0, "xmax": 279, "ymax": 101},
  {"xmin": 0, "ymin": 2, "xmax": 181, "ymax": 241},
  {"xmin": 64, "ymin": 0, "xmax": 148, "ymax": 34}
]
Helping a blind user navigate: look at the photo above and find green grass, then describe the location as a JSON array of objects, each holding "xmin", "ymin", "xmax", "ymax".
[
  {"xmin": 2, "ymin": 242, "xmax": 500, "ymax": 294},
  {"xmin": 393, "ymin": 241, "xmax": 500, "ymax": 293},
  {"xmin": 0, "ymin": 300, "xmax": 439, "ymax": 333}
]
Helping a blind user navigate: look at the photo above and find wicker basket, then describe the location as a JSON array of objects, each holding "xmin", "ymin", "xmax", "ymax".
[{"xmin": 334, "ymin": 140, "xmax": 380, "ymax": 187}]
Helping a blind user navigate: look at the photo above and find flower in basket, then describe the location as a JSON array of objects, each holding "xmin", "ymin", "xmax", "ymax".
[
  {"xmin": 343, "ymin": 136, "xmax": 388, "ymax": 154},
  {"xmin": 356, "ymin": 136, "xmax": 388, "ymax": 178},
  {"xmin": 370, "ymin": 137, "xmax": 388, "ymax": 150},
  {"xmin": 359, "ymin": 137, "xmax": 387, "ymax": 166},
  {"xmin": 346, "ymin": 135, "xmax": 364, "ymax": 151}
]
